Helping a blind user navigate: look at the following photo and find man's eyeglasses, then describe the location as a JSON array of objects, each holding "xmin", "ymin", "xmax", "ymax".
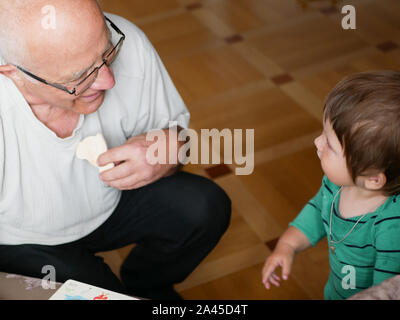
[{"xmin": 15, "ymin": 16, "xmax": 125, "ymax": 96}]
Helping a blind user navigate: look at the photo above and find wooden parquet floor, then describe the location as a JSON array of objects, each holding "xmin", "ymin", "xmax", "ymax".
[{"xmin": 96, "ymin": 0, "xmax": 400, "ymax": 299}]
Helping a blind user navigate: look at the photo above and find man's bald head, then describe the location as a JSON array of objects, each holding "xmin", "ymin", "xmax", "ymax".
[{"xmin": 0, "ymin": 0, "xmax": 105, "ymax": 77}]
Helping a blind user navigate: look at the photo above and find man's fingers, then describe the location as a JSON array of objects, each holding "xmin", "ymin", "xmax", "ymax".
[
  {"xmin": 106, "ymin": 173, "xmax": 139, "ymax": 190},
  {"xmin": 97, "ymin": 145, "xmax": 131, "ymax": 167},
  {"xmin": 100, "ymin": 161, "xmax": 134, "ymax": 182}
]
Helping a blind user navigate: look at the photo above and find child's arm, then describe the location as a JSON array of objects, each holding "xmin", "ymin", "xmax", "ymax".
[
  {"xmin": 262, "ymin": 226, "xmax": 312, "ymax": 289},
  {"xmin": 261, "ymin": 176, "xmax": 330, "ymax": 290}
]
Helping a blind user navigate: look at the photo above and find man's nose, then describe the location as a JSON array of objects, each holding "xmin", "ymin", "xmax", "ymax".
[{"xmin": 91, "ymin": 64, "xmax": 115, "ymax": 91}]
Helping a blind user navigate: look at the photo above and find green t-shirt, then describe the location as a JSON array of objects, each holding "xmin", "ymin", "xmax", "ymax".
[{"xmin": 289, "ymin": 175, "xmax": 400, "ymax": 300}]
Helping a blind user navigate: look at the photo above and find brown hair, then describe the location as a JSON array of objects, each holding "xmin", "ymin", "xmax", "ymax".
[{"xmin": 323, "ymin": 71, "xmax": 400, "ymax": 196}]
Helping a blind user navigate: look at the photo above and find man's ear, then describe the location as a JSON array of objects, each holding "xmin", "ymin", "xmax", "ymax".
[
  {"xmin": 0, "ymin": 64, "xmax": 24, "ymax": 85},
  {"xmin": 364, "ymin": 173, "xmax": 387, "ymax": 191}
]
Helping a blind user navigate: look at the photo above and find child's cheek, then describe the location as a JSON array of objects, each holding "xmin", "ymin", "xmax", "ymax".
[{"xmin": 319, "ymin": 157, "xmax": 329, "ymax": 176}]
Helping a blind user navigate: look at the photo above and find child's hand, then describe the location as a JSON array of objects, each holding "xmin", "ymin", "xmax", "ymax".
[{"xmin": 261, "ymin": 242, "xmax": 295, "ymax": 290}]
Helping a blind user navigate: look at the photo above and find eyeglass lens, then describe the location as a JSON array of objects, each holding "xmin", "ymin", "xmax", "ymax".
[{"xmin": 73, "ymin": 36, "xmax": 123, "ymax": 96}]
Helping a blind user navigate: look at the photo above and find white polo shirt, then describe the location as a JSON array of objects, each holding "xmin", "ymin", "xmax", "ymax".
[{"xmin": 0, "ymin": 13, "xmax": 190, "ymax": 245}]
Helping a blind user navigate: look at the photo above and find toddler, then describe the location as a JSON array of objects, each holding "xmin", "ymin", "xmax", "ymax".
[{"xmin": 262, "ymin": 71, "xmax": 400, "ymax": 299}]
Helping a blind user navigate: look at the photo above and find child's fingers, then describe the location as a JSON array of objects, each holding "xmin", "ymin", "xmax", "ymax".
[
  {"xmin": 262, "ymin": 259, "xmax": 279, "ymax": 284},
  {"xmin": 272, "ymin": 273, "xmax": 281, "ymax": 282},
  {"xmin": 269, "ymin": 273, "xmax": 280, "ymax": 287},
  {"xmin": 263, "ymin": 267, "xmax": 281, "ymax": 289},
  {"xmin": 262, "ymin": 254, "xmax": 293, "ymax": 290},
  {"xmin": 262, "ymin": 269, "xmax": 276, "ymax": 289},
  {"xmin": 264, "ymin": 275, "xmax": 279, "ymax": 290},
  {"xmin": 280, "ymin": 259, "xmax": 292, "ymax": 280}
]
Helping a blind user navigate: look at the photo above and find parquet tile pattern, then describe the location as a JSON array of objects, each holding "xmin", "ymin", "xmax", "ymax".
[{"xmin": 97, "ymin": 0, "xmax": 400, "ymax": 299}]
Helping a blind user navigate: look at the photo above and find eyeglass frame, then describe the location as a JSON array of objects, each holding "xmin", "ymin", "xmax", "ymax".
[{"xmin": 14, "ymin": 16, "xmax": 126, "ymax": 96}]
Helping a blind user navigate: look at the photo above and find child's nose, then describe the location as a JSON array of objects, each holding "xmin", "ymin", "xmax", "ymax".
[
  {"xmin": 314, "ymin": 135, "xmax": 321, "ymax": 149},
  {"xmin": 314, "ymin": 135, "xmax": 324, "ymax": 151}
]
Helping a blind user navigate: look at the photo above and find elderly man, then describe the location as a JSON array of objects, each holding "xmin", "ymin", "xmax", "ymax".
[{"xmin": 0, "ymin": 0, "xmax": 231, "ymax": 300}]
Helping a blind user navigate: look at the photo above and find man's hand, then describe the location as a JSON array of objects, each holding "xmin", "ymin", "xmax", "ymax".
[{"xmin": 97, "ymin": 127, "xmax": 182, "ymax": 190}]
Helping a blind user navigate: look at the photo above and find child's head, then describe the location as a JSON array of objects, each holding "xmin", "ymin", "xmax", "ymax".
[{"xmin": 314, "ymin": 71, "xmax": 400, "ymax": 196}]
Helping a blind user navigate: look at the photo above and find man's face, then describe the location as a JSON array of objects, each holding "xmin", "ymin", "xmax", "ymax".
[{"xmin": 18, "ymin": 14, "xmax": 116, "ymax": 115}]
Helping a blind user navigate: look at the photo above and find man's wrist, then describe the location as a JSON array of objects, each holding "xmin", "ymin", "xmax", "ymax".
[
  {"xmin": 161, "ymin": 125, "xmax": 186, "ymax": 177},
  {"xmin": 164, "ymin": 125, "xmax": 186, "ymax": 163},
  {"xmin": 164, "ymin": 163, "xmax": 183, "ymax": 177}
]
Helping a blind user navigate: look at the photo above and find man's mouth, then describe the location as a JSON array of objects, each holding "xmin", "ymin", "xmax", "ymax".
[{"xmin": 79, "ymin": 91, "xmax": 103, "ymax": 103}]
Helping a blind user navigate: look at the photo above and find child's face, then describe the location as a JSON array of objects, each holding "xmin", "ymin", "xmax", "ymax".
[{"xmin": 314, "ymin": 119, "xmax": 353, "ymax": 186}]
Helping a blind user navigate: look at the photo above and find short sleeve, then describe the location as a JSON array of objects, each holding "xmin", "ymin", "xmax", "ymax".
[
  {"xmin": 130, "ymin": 27, "xmax": 190, "ymax": 134},
  {"xmin": 105, "ymin": 13, "xmax": 191, "ymax": 139},
  {"xmin": 289, "ymin": 177, "xmax": 327, "ymax": 247},
  {"xmin": 373, "ymin": 210, "xmax": 400, "ymax": 286}
]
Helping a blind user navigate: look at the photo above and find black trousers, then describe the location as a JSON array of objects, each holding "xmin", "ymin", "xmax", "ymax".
[{"xmin": 0, "ymin": 171, "xmax": 231, "ymax": 299}]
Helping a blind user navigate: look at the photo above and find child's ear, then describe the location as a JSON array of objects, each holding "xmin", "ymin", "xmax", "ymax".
[{"xmin": 365, "ymin": 173, "xmax": 387, "ymax": 190}]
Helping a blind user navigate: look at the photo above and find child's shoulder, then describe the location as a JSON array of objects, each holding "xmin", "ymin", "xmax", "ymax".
[
  {"xmin": 375, "ymin": 194, "xmax": 400, "ymax": 222},
  {"xmin": 373, "ymin": 195, "xmax": 400, "ymax": 240}
]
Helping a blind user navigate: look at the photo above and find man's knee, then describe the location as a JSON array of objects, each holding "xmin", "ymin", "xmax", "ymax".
[
  {"xmin": 148, "ymin": 172, "xmax": 231, "ymax": 253},
  {"xmin": 178, "ymin": 173, "xmax": 232, "ymax": 240},
  {"xmin": 201, "ymin": 179, "xmax": 232, "ymax": 236}
]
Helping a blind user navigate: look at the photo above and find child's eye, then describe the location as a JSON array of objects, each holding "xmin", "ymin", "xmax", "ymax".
[
  {"xmin": 322, "ymin": 135, "xmax": 328, "ymax": 146},
  {"xmin": 326, "ymin": 141, "xmax": 331, "ymax": 149},
  {"xmin": 321, "ymin": 134, "xmax": 331, "ymax": 149}
]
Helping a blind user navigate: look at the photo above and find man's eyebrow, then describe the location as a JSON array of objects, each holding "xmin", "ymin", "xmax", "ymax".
[
  {"xmin": 66, "ymin": 62, "xmax": 97, "ymax": 83},
  {"xmin": 62, "ymin": 27, "xmax": 112, "ymax": 84}
]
